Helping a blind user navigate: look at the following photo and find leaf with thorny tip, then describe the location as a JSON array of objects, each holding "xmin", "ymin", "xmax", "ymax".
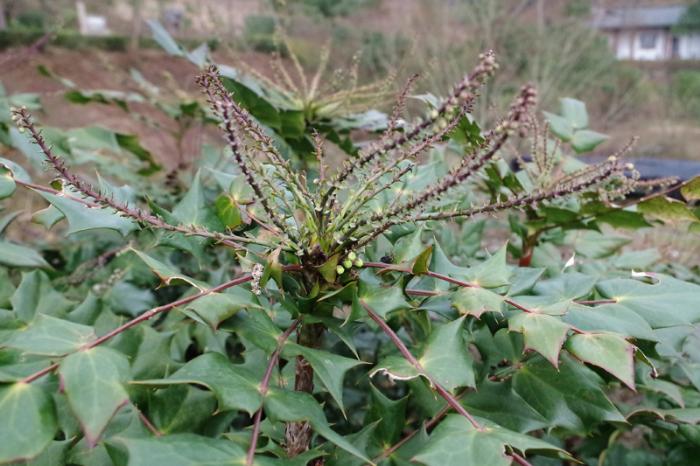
[
  {"xmin": 509, "ymin": 312, "xmax": 570, "ymax": 367},
  {"xmin": 59, "ymin": 347, "xmax": 131, "ymax": 446},
  {"xmin": 0, "ymin": 383, "xmax": 57, "ymax": 464},
  {"xmin": 565, "ymin": 332, "xmax": 636, "ymax": 390},
  {"xmin": 452, "ymin": 287, "xmax": 504, "ymax": 318},
  {"xmin": 130, "ymin": 248, "xmax": 208, "ymax": 291},
  {"xmin": 371, "ymin": 317, "xmax": 475, "ymax": 391}
]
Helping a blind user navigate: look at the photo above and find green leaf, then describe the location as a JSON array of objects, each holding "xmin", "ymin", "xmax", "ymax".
[
  {"xmin": 412, "ymin": 245, "xmax": 433, "ymax": 275},
  {"xmin": 560, "ymin": 97, "xmax": 589, "ymax": 129},
  {"xmin": 413, "ymin": 415, "xmax": 569, "ymax": 466},
  {"xmin": 639, "ymin": 196, "xmax": 698, "ymax": 223},
  {"xmin": 596, "ymin": 275, "xmax": 700, "ymax": 328},
  {"xmin": 0, "ymin": 383, "xmax": 57, "ymax": 464},
  {"xmin": 134, "ymin": 353, "xmax": 261, "ymax": 415},
  {"xmin": 452, "ymin": 287, "xmax": 504, "ymax": 318},
  {"xmin": 184, "ymin": 289, "xmax": 261, "ymax": 329},
  {"xmin": 35, "ymin": 190, "xmax": 137, "ymax": 236},
  {"xmin": 509, "ymin": 313, "xmax": 570, "ymax": 367},
  {"xmin": 0, "ymin": 165, "xmax": 16, "ymax": 199},
  {"xmin": 11, "ymin": 271, "xmax": 72, "ymax": 322},
  {"xmin": 359, "ymin": 279, "xmax": 411, "ymax": 319},
  {"xmin": 32, "ymin": 205, "xmax": 65, "ymax": 230},
  {"xmin": 565, "ymin": 332, "xmax": 636, "ymax": 390},
  {"xmin": 285, "ymin": 343, "xmax": 365, "ymax": 414},
  {"xmin": 571, "ymin": 130, "xmax": 609, "ymax": 153},
  {"xmin": 114, "ymin": 434, "xmax": 246, "ymax": 466},
  {"xmin": 563, "ymin": 303, "xmax": 655, "ymax": 341},
  {"xmin": 5, "ymin": 314, "xmax": 96, "ymax": 356},
  {"xmin": 59, "ymin": 347, "xmax": 131, "ymax": 446},
  {"xmin": 462, "ymin": 380, "xmax": 548, "ymax": 433},
  {"xmin": 464, "ymin": 244, "xmax": 510, "ymax": 288},
  {"xmin": 114, "ymin": 133, "xmax": 161, "ymax": 175},
  {"xmin": 681, "ymin": 176, "xmax": 700, "ymax": 202},
  {"xmin": 365, "ymin": 384, "xmax": 408, "ymax": 444},
  {"xmin": 373, "ymin": 318, "xmax": 475, "ymax": 391},
  {"xmin": 130, "ymin": 249, "xmax": 208, "ymax": 291},
  {"xmin": 512, "ymin": 355, "xmax": 625, "ymax": 432},
  {"xmin": 172, "ymin": 171, "xmax": 219, "ymax": 229},
  {"xmin": 543, "ymin": 112, "xmax": 573, "ymax": 141},
  {"xmin": 0, "ymin": 241, "xmax": 50, "ymax": 269},
  {"xmin": 420, "ymin": 318, "xmax": 475, "ymax": 390},
  {"xmin": 264, "ymin": 388, "xmax": 371, "ymax": 463},
  {"xmin": 214, "ymin": 194, "xmax": 242, "ymax": 230}
]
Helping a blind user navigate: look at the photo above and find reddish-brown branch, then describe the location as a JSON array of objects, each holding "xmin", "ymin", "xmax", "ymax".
[
  {"xmin": 134, "ymin": 404, "xmax": 162, "ymax": 437},
  {"xmin": 19, "ymin": 268, "xmax": 308, "ymax": 384},
  {"xmin": 361, "ymin": 301, "xmax": 482, "ymax": 430},
  {"xmin": 246, "ymin": 319, "xmax": 301, "ymax": 466},
  {"xmin": 371, "ymin": 391, "xmax": 464, "ymax": 463}
]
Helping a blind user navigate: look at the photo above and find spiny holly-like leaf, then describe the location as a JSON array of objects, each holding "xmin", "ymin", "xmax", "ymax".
[
  {"xmin": 508, "ymin": 312, "xmax": 570, "ymax": 367},
  {"xmin": 597, "ymin": 275, "xmax": 700, "ymax": 328},
  {"xmin": 183, "ymin": 288, "xmax": 261, "ymax": 329},
  {"xmin": 264, "ymin": 388, "xmax": 371, "ymax": 463},
  {"xmin": 285, "ymin": 342, "xmax": 365, "ymax": 414},
  {"xmin": 413, "ymin": 415, "xmax": 570, "ymax": 466},
  {"xmin": 172, "ymin": 171, "xmax": 221, "ymax": 229},
  {"xmin": 452, "ymin": 287, "xmax": 504, "ymax": 318},
  {"xmin": 359, "ymin": 278, "xmax": 411, "ymax": 319},
  {"xmin": 462, "ymin": 380, "xmax": 548, "ymax": 433},
  {"xmin": 0, "ymin": 241, "xmax": 50, "ymax": 269},
  {"xmin": 372, "ymin": 318, "xmax": 475, "ymax": 391},
  {"xmin": 560, "ymin": 97, "xmax": 589, "ymax": 129},
  {"xmin": 0, "ymin": 383, "xmax": 57, "ymax": 464},
  {"xmin": 532, "ymin": 272, "xmax": 597, "ymax": 301},
  {"xmin": 131, "ymin": 249, "xmax": 208, "ymax": 291},
  {"xmin": 512, "ymin": 355, "xmax": 625, "ymax": 432},
  {"xmin": 563, "ymin": 302, "xmax": 655, "ymax": 341},
  {"xmin": 10, "ymin": 271, "xmax": 73, "ymax": 322},
  {"xmin": 365, "ymin": 384, "xmax": 408, "ymax": 445},
  {"xmin": 565, "ymin": 332, "xmax": 636, "ymax": 390},
  {"xmin": 464, "ymin": 244, "xmax": 510, "ymax": 288},
  {"xmin": 35, "ymin": 190, "xmax": 137, "ymax": 236},
  {"xmin": 113, "ymin": 434, "xmax": 245, "ymax": 466},
  {"xmin": 5, "ymin": 313, "xmax": 96, "ymax": 356},
  {"xmin": 543, "ymin": 112, "xmax": 573, "ymax": 141},
  {"xmin": 571, "ymin": 130, "xmax": 608, "ymax": 153},
  {"xmin": 134, "ymin": 352, "xmax": 261, "ymax": 415},
  {"xmin": 59, "ymin": 347, "xmax": 131, "ymax": 446}
]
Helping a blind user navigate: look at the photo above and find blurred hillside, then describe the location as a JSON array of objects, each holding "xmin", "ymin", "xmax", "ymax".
[{"xmin": 1, "ymin": 0, "xmax": 699, "ymax": 162}]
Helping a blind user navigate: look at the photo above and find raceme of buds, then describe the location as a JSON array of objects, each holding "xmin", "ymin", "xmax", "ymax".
[{"xmin": 10, "ymin": 51, "xmax": 641, "ymax": 280}]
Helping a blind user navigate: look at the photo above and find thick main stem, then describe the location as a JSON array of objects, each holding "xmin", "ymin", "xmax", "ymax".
[{"xmin": 284, "ymin": 321, "xmax": 324, "ymax": 456}]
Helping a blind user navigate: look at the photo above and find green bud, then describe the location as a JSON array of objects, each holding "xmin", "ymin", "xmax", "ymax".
[
  {"xmin": 343, "ymin": 259, "xmax": 353, "ymax": 269},
  {"xmin": 354, "ymin": 259, "xmax": 364, "ymax": 268},
  {"xmin": 348, "ymin": 251, "xmax": 357, "ymax": 261},
  {"xmin": 336, "ymin": 265, "xmax": 345, "ymax": 275}
]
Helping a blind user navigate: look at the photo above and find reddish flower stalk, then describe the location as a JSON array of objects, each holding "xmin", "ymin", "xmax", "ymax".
[
  {"xmin": 246, "ymin": 319, "xmax": 301, "ymax": 466},
  {"xmin": 10, "ymin": 107, "xmax": 252, "ymax": 250}
]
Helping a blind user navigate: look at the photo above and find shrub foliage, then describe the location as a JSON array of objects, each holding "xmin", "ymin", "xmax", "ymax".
[{"xmin": 1, "ymin": 34, "xmax": 700, "ymax": 466}]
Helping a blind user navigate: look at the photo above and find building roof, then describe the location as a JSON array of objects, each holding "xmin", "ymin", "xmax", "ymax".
[{"xmin": 593, "ymin": 5, "xmax": 687, "ymax": 30}]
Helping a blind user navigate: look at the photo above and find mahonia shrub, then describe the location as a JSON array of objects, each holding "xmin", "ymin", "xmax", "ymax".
[{"xmin": 1, "ymin": 48, "xmax": 700, "ymax": 466}]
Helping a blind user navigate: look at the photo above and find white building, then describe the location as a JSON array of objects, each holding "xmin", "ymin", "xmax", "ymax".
[{"xmin": 593, "ymin": 5, "xmax": 700, "ymax": 61}]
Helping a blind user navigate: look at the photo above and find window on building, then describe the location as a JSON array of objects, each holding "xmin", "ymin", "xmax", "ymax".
[{"xmin": 640, "ymin": 31, "xmax": 658, "ymax": 49}]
